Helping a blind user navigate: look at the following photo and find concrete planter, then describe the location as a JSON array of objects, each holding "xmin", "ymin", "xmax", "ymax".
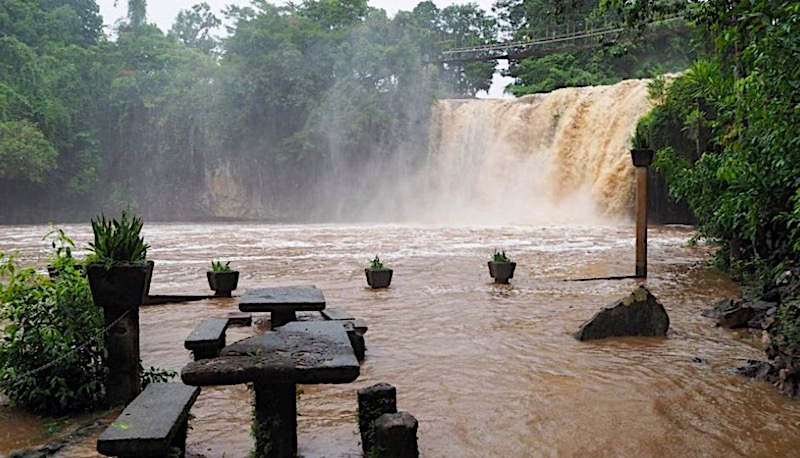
[
  {"xmin": 631, "ymin": 148, "xmax": 654, "ymax": 167},
  {"xmin": 207, "ymin": 271, "xmax": 240, "ymax": 297},
  {"xmin": 488, "ymin": 261, "xmax": 516, "ymax": 284},
  {"xmin": 365, "ymin": 269, "xmax": 393, "ymax": 289},
  {"xmin": 87, "ymin": 263, "xmax": 150, "ymax": 309}
]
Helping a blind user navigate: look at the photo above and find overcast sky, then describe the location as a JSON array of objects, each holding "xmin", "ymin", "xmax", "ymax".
[{"xmin": 96, "ymin": 0, "xmax": 511, "ymax": 97}]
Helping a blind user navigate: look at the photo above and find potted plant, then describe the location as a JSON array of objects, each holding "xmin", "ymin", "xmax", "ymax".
[
  {"xmin": 365, "ymin": 255, "xmax": 392, "ymax": 289},
  {"xmin": 488, "ymin": 250, "xmax": 516, "ymax": 284},
  {"xmin": 207, "ymin": 260, "xmax": 239, "ymax": 297},
  {"xmin": 630, "ymin": 120, "xmax": 654, "ymax": 167},
  {"xmin": 85, "ymin": 210, "xmax": 151, "ymax": 309}
]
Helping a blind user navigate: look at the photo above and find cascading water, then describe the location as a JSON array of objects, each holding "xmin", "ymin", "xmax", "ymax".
[{"xmin": 412, "ymin": 79, "xmax": 653, "ymax": 224}]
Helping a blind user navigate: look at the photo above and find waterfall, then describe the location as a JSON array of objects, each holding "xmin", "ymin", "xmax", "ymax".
[{"xmin": 411, "ymin": 79, "xmax": 653, "ymax": 225}]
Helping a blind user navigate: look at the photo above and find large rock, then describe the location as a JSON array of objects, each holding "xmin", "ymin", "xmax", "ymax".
[
  {"xmin": 575, "ymin": 285, "xmax": 669, "ymax": 341},
  {"xmin": 701, "ymin": 299, "xmax": 777, "ymax": 329}
]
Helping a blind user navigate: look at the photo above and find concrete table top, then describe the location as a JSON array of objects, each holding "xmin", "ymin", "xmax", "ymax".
[
  {"xmin": 180, "ymin": 321, "xmax": 359, "ymax": 458},
  {"xmin": 238, "ymin": 285, "xmax": 326, "ymax": 313},
  {"xmin": 180, "ymin": 321, "xmax": 359, "ymax": 386}
]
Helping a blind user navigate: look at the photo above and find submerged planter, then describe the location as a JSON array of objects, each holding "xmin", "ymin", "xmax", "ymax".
[
  {"xmin": 488, "ymin": 261, "xmax": 516, "ymax": 284},
  {"xmin": 87, "ymin": 263, "xmax": 150, "ymax": 308},
  {"xmin": 365, "ymin": 269, "xmax": 393, "ymax": 289},
  {"xmin": 207, "ymin": 271, "xmax": 240, "ymax": 297}
]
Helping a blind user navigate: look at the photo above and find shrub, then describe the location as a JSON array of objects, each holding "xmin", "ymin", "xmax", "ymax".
[
  {"xmin": 87, "ymin": 209, "xmax": 149, "ymax": 266},
  {"xmin": 0, "ymin": 244, "xmax": 106, "ymax": 413},
  {"xmin": 776, "ymin": 300, "xmax": 800, "ymax": 359}
]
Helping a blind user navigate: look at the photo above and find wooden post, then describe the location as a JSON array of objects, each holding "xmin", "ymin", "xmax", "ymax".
[
  {"xmin": 631, "ymin": 148, "xmax": 654, "ymax": 278},
  {"xmin": 635, "ymin": 166, "xmax": 648, "ymax": 278}
]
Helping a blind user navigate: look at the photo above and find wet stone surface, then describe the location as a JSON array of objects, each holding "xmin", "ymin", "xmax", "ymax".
[
  {"xmin": 181, "ymin": 321, "xmax": 359, "ymax": 386},
  {"xmin": 239, "ymin": 285, "xmax": 326, "ymax": 312},
  {"xmin": 575, "ymin": 285, "xmax": 670, "ymax": 341}
]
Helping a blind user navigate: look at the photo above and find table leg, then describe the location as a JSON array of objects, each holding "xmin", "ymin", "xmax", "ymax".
[
  {"xmin": 253, "ymin": 381, "xmax": 297, "ymax": 458},
  {"xmin": 270, "ymin": 310, "xmax": 296, "ymax": 329}
]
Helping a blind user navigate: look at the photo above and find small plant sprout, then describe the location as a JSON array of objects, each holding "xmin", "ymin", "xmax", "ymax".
[
  {"xmin": 43, "ymin": 225, "xmax": 75, "ymax": 260},
  {"xmin": 211, "ymin": 260, "xmax": 233, "ymax": 273},
  {"xmin": 492, "ymin": 250, "xmax": 511, "ymax": 263},
  {"xmin": 368, "ymin": 255, "xmax": 387, "ymax": 270}
]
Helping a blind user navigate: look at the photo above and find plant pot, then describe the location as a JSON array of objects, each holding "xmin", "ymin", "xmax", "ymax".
[
  {"xmin": 631, "ymin": 148, "xmax": 654, "ymax": 167},
  {"xmin": 86, "ymin": 263, "xmax": 150, "ymax": 309},
  {"xmin": 365, "ymin": 268, "xmax": 393, "ymax": 289},
  {"xmin": 143, "ymin": 260, "xmax": 154, "ymax": 297},
  {"xmin": 488, "ymin": 261, "xmax": 516, "ymax": 284},
  {"xmin": 207, "ymin": 271, "xmax": 239, "ymax": 297}
]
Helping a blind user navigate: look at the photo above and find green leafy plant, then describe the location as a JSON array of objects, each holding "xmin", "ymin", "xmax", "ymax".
[
  {"xmin": 43, "ymin": 225, "xmax": 82, "ymax": 276},
  {"xmin": 139, "ymin": 362, "xmax": 177, "ymax": 388},
  {"xmin": 631, "ymin": 114, "xmax": 651, "ymax": 149},
  {"xmin": 44, "ymin": 225, "xmax": 75, "ymax": 260},
  {"xmin": 366, "ymin": 255, "xmax": 388, "ymax": 271},
  {"xmin": 210, "ymin": 260, "xmax": 234, "ymax": 273},
  {"xmin": 87, "ymin": 210, "xmax": 149, "ymax": 266},
  {"xmin": 491, "ymin": 250, "xmax": 511, "ymax": 263},
  {"xmin": 0, "ymin": 241, "xmax": 106, "ymax": 413}
]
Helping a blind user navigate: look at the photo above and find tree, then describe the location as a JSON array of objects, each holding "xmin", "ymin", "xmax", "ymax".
[
  {"xmin": 494, "ymin": 0, "xmax": 693, "ymax": 94},
  {"xmin": 0, "ymin": 120, "xmax": 58, "ymax": 183},
  {"xmin": 169, "ymin": 2, "xmax": 221, "ymax": 54}
]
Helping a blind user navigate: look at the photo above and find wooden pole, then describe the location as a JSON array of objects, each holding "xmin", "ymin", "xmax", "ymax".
[{"xmin": 635, "ymin": 166, "xmax": 648, "ymax": 277}]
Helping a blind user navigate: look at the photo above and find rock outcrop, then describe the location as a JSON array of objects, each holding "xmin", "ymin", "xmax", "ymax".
[{"xmin": 575, "ymin": 285, "xmax": 669, "ymax": 341}]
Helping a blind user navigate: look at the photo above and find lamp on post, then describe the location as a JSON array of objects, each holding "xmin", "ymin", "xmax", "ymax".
[{"xmin": 631, "ymin": 148, "xmax": 654, "ymax": 278}]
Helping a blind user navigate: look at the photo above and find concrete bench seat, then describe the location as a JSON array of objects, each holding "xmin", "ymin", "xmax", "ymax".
[
  {"xmin": 184, "ymin": 318, "xmax": 230, "ymax": 360},
  {"xmin": 97, "ymin": 382, "xmax": 200, "ymax": 458},
  {"xmin": 320, "ymin": 308, "xmax": 368, "ymax": 361}
]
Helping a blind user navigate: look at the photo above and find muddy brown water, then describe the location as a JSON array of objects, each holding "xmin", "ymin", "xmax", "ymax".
[{"xmin": 2, "ymin": 222, "xmax": 799, "ymax": 457}]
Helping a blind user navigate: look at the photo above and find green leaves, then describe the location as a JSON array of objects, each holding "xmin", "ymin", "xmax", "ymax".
[
  {"xmin": 210, "ymin": 260, "xmax": 233, "ymax": 273},
  {"xmin": 492, "ymin": 250, "xmax": 512, "ymax": 263},
  {"xmin": 367, "ymin": 255, "xmax": 386, "ymax": 270},
  {"xmin": 0, "ymin": 234, "xmax": 106, "ymax": 414},
  {"xmin": 0, "ymin": 120, "xmax": 58, "ymax": 183},
  {"xmin": 87, "ymin": 209, "xmax": 149, "ymax": 266}
]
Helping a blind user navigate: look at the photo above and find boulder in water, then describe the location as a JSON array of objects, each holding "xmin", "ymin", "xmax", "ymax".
[{"xmin": 575, "ymin": 285, "xmax": 669, "ymax": 341}]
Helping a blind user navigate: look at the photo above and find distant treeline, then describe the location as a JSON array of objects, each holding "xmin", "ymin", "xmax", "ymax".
[{"xmin": 0, "ymin": 0, "xmax": 691, "ymax": 223}]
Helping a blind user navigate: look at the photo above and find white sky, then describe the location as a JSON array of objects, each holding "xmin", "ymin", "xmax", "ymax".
[{"xmin": 96, "ymin": 0, "xmax": 511, "ymax": 97}]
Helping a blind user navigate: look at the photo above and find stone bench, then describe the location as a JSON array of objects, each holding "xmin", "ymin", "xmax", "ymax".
[
  {"xmin": 184, "ymin": 318, "xmax": 230, "ymax": 360},
  {"xmin": 321, "ymin": 308, "xmax": 368, "ymax": 361},
  {"xmin": 97, "ymin": 382, "xmax": 200, "ymax": 458}
]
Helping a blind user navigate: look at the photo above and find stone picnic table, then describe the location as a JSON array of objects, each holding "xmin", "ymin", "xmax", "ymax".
[
  {"xmin": 239, "ymin": 285, "xmax": 326, "ymax": 329},
  {"xmin": 181, "ymin": 320, "xmax": 360, "ymax": 458}
]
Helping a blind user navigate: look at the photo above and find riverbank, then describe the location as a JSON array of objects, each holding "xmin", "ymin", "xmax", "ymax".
[{"xmin": 704, "ymin": 268, "xmax": 800, "ymax": 397}]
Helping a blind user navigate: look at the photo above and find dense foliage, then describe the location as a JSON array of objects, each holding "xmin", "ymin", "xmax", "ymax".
[
  {"xmin": 625, "ymin": 0, "xmax": 800, "ymax": 358},
  {"xmin": 495, "ymin": 0, "xmax": 693, "ymax": 94},
  {"xmin": 632, "ymin": 1, "xmax": 800, "ymax": 275},
  {"xmin": 0, "ymin": 0, "xmax": 502, "ymax": 223},
  {"xmin": 0, "ymin": 244, "xmax": 106, "ymax": 413}
]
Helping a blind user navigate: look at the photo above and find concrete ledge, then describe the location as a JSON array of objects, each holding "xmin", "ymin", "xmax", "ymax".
[{"xmin": 97, "ymin": 383, "xmax": 200, "ymax": 457}]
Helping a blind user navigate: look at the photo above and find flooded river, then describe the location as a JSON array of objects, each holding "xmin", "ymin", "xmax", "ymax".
[{"xmin": 1, "ymin": 222, "xmax": 799, "ymax": 457}]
